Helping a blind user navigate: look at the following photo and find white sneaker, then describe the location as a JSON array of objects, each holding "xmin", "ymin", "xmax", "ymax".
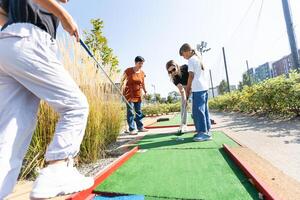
[
  {"xmin": 181, "ymin": 125, "xmax": 188, "ymax": 133},
  {"xmin": 129, "ymin": 130, "xmax": 138, "ymax": 135},
  {"xmin": 30, "ymin": 160, "xmax": 94, "ymax": 199}
]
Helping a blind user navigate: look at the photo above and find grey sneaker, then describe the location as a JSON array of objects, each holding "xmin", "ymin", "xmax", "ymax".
[
  {"xmin": 193, "ymin": 133, "xmax": 212, "ymax": 142},
  {"xmin": 206, "ymin": 131, "xmax": 213, "ymax": 138},
  {"xmin": 203, "ymin": 134, "xmax": 212, "ymax": 141}
]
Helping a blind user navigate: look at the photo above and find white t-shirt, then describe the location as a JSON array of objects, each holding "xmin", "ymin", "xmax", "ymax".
[{"xmin": 188, "ymin": 55, "xmax": 209, "ymax": 92}]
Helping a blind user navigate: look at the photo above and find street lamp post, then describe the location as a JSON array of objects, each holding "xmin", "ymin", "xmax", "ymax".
[
  {"xmin": 151, "ymin": 84, "xmax": 156, "ymax": 103},
  {"xmin": 197, "ymin": 41, "xmax": 214, "ymax": 97},
  {"xmin": 197, "ymin": 41, "xmax": 211, "ymax": 55}
]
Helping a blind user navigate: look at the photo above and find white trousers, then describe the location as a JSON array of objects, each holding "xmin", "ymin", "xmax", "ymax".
[
  {"xmin": 0, "ymin": 23, "xmax": 89, "ymax": 199},
  {"xmin": 180, "ymin": 86, "xmax": 187, "ymax": 126},
  {"xmin": 181, "ymin": 97, "xmax": 187, "ymax": 126}
]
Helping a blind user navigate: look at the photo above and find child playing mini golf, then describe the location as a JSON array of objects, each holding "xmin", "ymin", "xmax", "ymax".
[
  {"xmin": 166, "ymin": 60, "xmax": 189, "ymax": 134},
  {"xmin": 179, "ymin": 43, "xmax": 212, "ymax": 142},
  {"xmin": 0, "ymin": 0, "xmax": 94, "ymax": 199}
]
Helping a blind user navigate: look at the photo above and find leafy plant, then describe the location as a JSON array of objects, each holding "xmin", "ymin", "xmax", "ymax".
[{"xmin": 209, "ymin": 71, "xmax": 300, "ymax": 118}]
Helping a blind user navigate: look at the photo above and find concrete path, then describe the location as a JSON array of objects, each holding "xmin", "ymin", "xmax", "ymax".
[{"xmin": 211, "ymin": 111, "xmax": 300, "ymax": 183}]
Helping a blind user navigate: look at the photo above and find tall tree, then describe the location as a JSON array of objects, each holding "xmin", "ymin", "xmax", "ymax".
[
  {"xmin": 238, "ymin": 73, "xmax": 252, "ymax": 91},
  {"xmin": 167, "ymin": 91, "xmax": 180, "ymax": 103},
  {"xmin": 218, "ymin": 79, "xmax": 229, "ymax": 95},
  {"xmin": 154, "ymin": 93, "xmax": 162, "ymax": 103},
  {"xmin": 143, "ymin": 93, "xmax": 153, "ymax": 103},
  {"xmin": 84, "ymin": 19, "xmax": 120, "ymax": 74}
]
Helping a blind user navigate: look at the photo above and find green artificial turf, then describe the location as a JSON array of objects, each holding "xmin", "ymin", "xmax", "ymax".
[
  {"xmin": 95, "ymin": 149, "xmax": 258, "ymax": 199},
  {"xmin": 137, "ymin": 131, "xmax": 239, "ymax": 150},
  {"xmin": 151, "ymin": 113, "xmax": 194, "ymax": 127},
  {"xmin": 94, "ymin": 132, "xmax": 258, "ymax": 199}
]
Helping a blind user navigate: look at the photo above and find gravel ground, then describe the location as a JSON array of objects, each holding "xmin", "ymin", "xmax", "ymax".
[
  {"xmin": 78, "ymin": 138, "xmax": 133, "ymax": 177},
  {"xmin": 77, "ymin": 157, "xmax": 117, "ymax": 177},
  {"xmin": 211, "ymin": 111, "xmax": 300, "ymax": 183}
]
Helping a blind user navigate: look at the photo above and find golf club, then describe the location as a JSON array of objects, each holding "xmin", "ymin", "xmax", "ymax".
[{"xmin": 79, "ymin": 39, "xmax": 141, "ymax": 117}]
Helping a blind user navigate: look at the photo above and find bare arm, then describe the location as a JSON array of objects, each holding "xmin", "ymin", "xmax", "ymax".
[
  {"xmin": 0, "ymin": 7, "xmax": 7, "ymax": 27},
  {"xmin": 142, "ymin": 81, "xmax": 147, "ymax": 94},
  {"xmin": 186, "ymin": 72, "xmax": 194, "ymax": 100},
  {"xmin": 177, "ymin": 84, "xmax": 186, "ymax": 101},
  {"xmin": 33, "ymin": 0, "xmax": 79, "ymax": 41},
  {"xmin": 142, "ymin": 72, "xmax": 147, "ymax": 94},
  {"xmin": 120, "ymin": 73, "xmax": 127, "ymax": 93}
]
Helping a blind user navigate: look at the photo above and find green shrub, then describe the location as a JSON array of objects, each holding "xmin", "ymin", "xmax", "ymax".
[
  {"xmin": 209, "ymin": 71, "xmax": 300, "ymax": 117},
  {"xmin": 142, "ymin": 102, "xmax": 182, "ymax": 116}
]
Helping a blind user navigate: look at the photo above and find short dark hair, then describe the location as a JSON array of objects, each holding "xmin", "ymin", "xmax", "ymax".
[{"xmin": 135, "ymin": 56, "xmax": 145, "ymax": 63}]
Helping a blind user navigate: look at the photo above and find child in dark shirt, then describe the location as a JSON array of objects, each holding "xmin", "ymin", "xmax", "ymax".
[{"xmin": 166, "ymin": 60, "xmax": 189, "ymax": 134}]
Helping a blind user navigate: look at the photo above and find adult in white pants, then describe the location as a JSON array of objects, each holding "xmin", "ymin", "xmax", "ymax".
[{"xmin": 0, "ymin": 0, "xmax": 93, "ymax": 199}]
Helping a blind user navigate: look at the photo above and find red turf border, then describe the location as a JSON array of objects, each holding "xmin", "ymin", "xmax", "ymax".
[
  {"xmin": 223, "ymin": 144, "xmax": 282, "ymax": 200},
  {"xmin": 67, "ymin": 146, "xmax": 139, "ymax": 200}
]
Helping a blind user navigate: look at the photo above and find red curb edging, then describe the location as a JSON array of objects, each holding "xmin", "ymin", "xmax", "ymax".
[
  {"xmin": 67, "ymin": 146, "xmax": 139, "ymax": 200},
  {"xmin": 223, "ymin": 144, "xmax": 282, "ymax": 200},
  {"xmin": 145, "ymin": 124, "xmax": 194, "ymax": 129}
]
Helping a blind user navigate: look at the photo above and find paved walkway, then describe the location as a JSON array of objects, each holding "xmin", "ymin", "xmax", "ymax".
[{"xmin": 211, "ymin": 111, "xmax": 300, "ymax": 183}]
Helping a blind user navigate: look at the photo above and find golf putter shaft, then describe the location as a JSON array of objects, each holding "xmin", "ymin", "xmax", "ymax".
[{"xmin": 79, "ymin": 39, "xmax": 137, "ymax": 115}]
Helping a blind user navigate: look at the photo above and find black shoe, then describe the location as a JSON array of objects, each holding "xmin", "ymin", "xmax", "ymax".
[{"xmin": 175, "ymin": 130, "xmax": 184, "ymax": 136}]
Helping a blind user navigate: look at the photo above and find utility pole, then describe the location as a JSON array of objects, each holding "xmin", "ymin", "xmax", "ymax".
[
  {"xmin": 222, "ymin": 47, "xmax": 231, "ymax": 93},
  {"xmin": 282, "ymin": 0, "xmax": 300, "ymax": 72},
  {"xmin": 152, "ymin": 84, "xmax": 156, "ymax": 103},
  {"xmin": 209, "ymin": 69, "xmax": 215, "ymax": 98},
  {"xmin": 246, "ymin": 60, "xmax": 252, "ymax": 85}
]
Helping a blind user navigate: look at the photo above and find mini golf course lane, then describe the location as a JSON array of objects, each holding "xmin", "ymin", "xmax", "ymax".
[
  {"xmin": 94, "ymin": 132, "xmax": 259, "ymax": 200},
  {"xmin": 137, "ymin": 131, "xmax": 239, "ymax": 150},
  {"xmin": 150, "ymin": 114, "xmax": 194, "ymax": 127}
]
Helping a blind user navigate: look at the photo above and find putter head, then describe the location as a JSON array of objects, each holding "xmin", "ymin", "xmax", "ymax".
[
  {"xmin": 175, "ymin": 130, "xmax": 184, "ymax": 136},
  {"xmin": 156, "ymin": 117, "xmax": 170, "ymax": 122}
]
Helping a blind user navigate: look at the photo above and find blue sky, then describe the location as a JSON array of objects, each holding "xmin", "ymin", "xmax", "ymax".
[{"xmin": 61, "ymin": 0, "xmax": 300, "ymax": 97}]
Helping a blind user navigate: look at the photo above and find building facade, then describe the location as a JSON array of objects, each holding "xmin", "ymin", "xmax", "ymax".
[
  {"xmin": 272, "ymin": 55, "xmax": 293, "ymax": 77},
  {"xmin": 255, "ymin": 62, "xmax": 272, "ymax": 82}
]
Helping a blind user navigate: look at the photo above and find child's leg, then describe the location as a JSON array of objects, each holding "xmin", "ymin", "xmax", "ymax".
[
  {"xmin": 1, "ymin": 24, "xmax": 88, "ymax": 161},
  {"xmin": 0, "ymin": 68, "xmax": 40, "ymax": 199},
  {"xmin": 181, "ymin": 98, "xmax": 188, "ymax": 126},
  {"xmin": 6, "ymin": 43, "xmax": 88, "ymax": 162},
  {"xmin": 204, "ymin": 91, "xmax": 211, "ymax": 131},
  {"xmin": 1, "ymin": 24, "xmax": 92, "ymax": 198},
  {"xmin": 192, "ymin": 91, "xmax": 208, "ymax": 133}
]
